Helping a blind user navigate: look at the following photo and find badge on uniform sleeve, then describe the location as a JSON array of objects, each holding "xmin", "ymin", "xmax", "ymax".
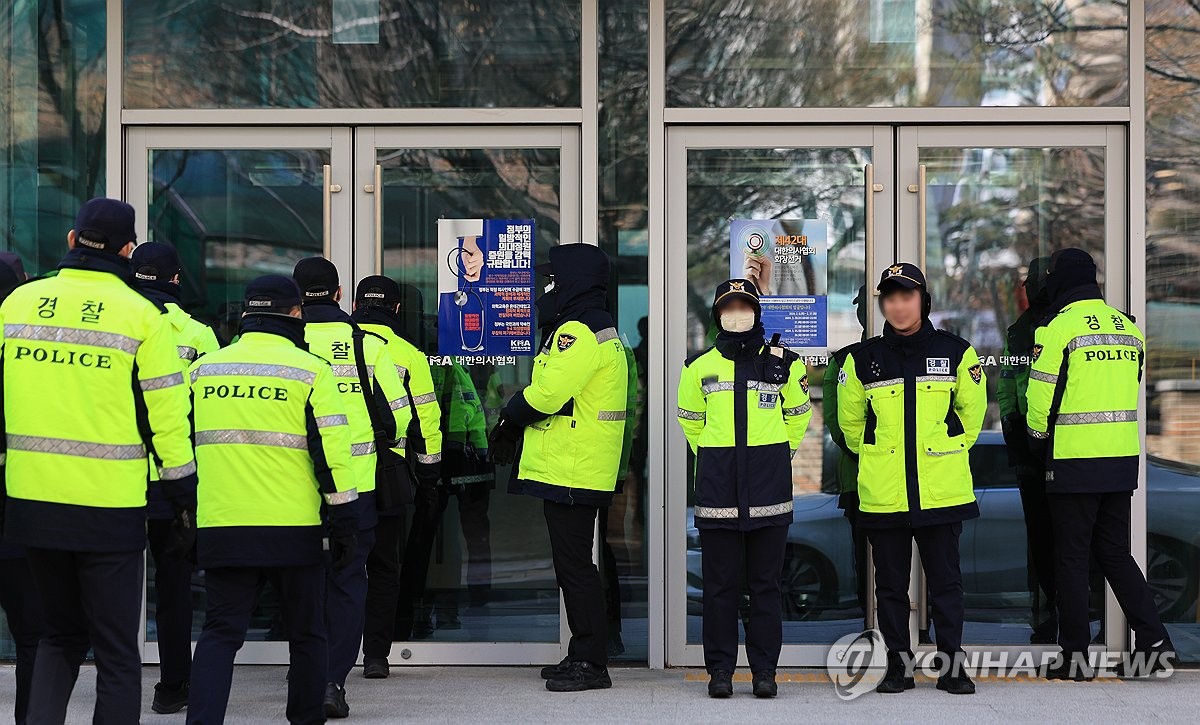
[
  {"xmin": 968, "ymin": 364, "xmax": 983, "ymax": 384},
  {"xmin": 1031, "ymin": 344, "xmax": 1043, "ymax": 363},
  {"xmin": 799, "ymin": 374, "xmax": 809, "ymax": 394},
  {"xmin": 556, "ymin": 333, "xmax": 577, "ymax": 352},
  {"xmin": 837, "ymin": 369, "xmax": 848, "ymax": 386}
]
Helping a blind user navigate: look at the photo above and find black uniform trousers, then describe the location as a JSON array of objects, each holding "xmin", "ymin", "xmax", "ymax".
[
  {"xmin": 0, "ymin": 555, "xmax": 45, "ymax": 725},
  {"xmin": 867, "ymin": 522, "xmax": 965, "ymax": 656},
  {"xmin": 1017, "ymin": 471, "xmax": 1058, "ymax": 636},
  {"xmin": 1047, "ymin": 491, "xmax": 1168, "ymax": 656},
  {"xmin": 147, "ymin": 518, "xmax": 194, "ymax": 688},
  {"xmin": 363, "ymin": 513, "xmax": 403, "ymax": 659},
  {"xmin": 326, "ymin": 527, "xmax": 375, "ymax": 686},
  {"xmin": 25, "ymin": 547, "xmax": 143, "ymax": 725},
  {"xmin": 543, "ymin": 499, "xmax": 607, "ymax": 668},
  {"xmin": 699, "ymin": 525, "xmax": 788, "ymax": 674},
  {"xmin": 188, "ymin": 564, "xmax": 326, "ymax": 725}
]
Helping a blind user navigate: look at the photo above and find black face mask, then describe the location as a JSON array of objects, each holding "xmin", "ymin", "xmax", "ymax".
[{"xmin": 535, "ymin": 288, "xmax": 561, "ymax": 329}]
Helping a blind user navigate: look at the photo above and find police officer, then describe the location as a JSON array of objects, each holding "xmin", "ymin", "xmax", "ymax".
[
  {"xmin": 131, "ymin": 241, "xmax": 222, "ymax": 714},
  {"xmin": 0, "ymin": 198, "xmax": 197, "ymax": 723},
  {"xmin": 293, "ymin": 257, "xmax": 410, "ymax": 717},
  {"xmin": 0, "ymin": 255, "xmax": 44, "ymax": 725},
  {"xmin": 350, "ymin": 275, "xmax": 443, "ymax": 678},
  {"xmin": 997, "ymin": 257, "xmax": 1059, "ymax": 645},
  {"xmin": 187, "ymin": 275, "xmax": 358, "ymax": 725},
  {"xmin": 838, "ymin": 262, "xmax": 986, "ymax": 695},
  {"xmin": 490, "ymin": 243, "xmax": 628, "ymax": 692},
  {"xmin": 676, "ymin": 279, "xmax": 812, "ymax": 698},
  {"xmin": 1026, "ymin": 248, "xmax": 1175, "ymax": 680}
]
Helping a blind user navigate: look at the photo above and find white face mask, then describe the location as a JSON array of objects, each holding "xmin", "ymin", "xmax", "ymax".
[
  {"xmin": 543, "ymin": 279, "xmax": 556, "ymax": 294},
  {"xmin": 719, "ymin": 309, "xmax": 756, "ymax": 333}
]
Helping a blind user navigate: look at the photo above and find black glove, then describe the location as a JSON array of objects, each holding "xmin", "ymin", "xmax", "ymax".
[
  {"xmin": 161, "ymin": 472, "xmax": 198, "ymax": 561},
  {"xmin": 328, "ymin": 529, "xmax": 357, "ymax": 571},
  {"xmin": 1027, "ymin": 432, "xmax": 1049, "ymax": 459},
  {"xmin": 416, "ymin": 460, "xmax": 442, "ymax": 488},
  {"xmin": 488, "ymin": 415, "xmax": 522, "ymax": 467}
]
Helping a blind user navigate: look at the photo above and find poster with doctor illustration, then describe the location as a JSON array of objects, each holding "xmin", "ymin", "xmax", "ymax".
[
  {"xmin": 729, "ymin": 218, "xmax": 829, "ymax": 349},
  {"xmin": 436, "ymin": 218, "xmax": 537, "ymax": 356}
]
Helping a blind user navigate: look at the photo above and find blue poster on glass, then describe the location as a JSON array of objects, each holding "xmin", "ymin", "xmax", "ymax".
[
  {"xmin": 437, "ymin": 218, "xmax": 536, "ymax": 356},
  {"xmin": 729, "ymin": 219, "xmax": 829, "ymax": 349}
]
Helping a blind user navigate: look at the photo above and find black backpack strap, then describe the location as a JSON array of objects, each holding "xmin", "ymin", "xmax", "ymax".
[{"xmin": 350, "ymin": 323, "xmax": 391, "ymax": 446}]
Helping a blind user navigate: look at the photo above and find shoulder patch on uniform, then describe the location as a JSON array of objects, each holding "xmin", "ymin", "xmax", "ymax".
[
  {"xmin": 799, "ymin": 374, "xmax": 809, "ymax": 394},
  {"xmin": 837, "ymin": 368, "xmax": 848, "ymax": 386},
  {"xmin": 1031, "ymin": 343, "xmax": 1043, "ymax": 363},
  {"xmin": 556, "ymin": 333, "xmax": 577, "ymax": 352},
  {"xmin": 968, "ymin": 364, "xmax": 983, "ymax": 384}
]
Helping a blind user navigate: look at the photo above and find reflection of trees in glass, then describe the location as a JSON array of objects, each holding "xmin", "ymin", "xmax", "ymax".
[
  {"xmin": 684, "ymin": 148, "xmax": 866, "ymax": 352},
  {"xmin": 666, "ymin": 0, "xmax": 1127, "ymax": 107},
  {"xmin": 123, "ymin": 0, "xmax": 582, "ymax": 108},
  {"xmin": 1, "ymin": 1, "xmax": 106, "ymax": 273},
  {"xmin": 923, "ymin": 146, "xmax": 1105, "ymax": 350}
]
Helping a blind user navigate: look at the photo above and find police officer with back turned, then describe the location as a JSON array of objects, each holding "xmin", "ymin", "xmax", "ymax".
[
  {"xmin": 838, "ymin": 262, "xmax": 986, "ymax": 696},
  {"xmin": 0, "ymin": 198, "xmax": 197, "ymax": 723},
  {"xmin": 1027, "ymin": 248, "xmax": 1176, "ymax": 680},
  {"xmin": 132, "ymin": 240, "xmax": 222, "ymax": 714},
  {"xmin": 187, "ymin": 275, "xmax": 359, "ymax": 724},
  {"xmin": 490, "ymin": 243, "xmax": 628, "ymax": 693}
]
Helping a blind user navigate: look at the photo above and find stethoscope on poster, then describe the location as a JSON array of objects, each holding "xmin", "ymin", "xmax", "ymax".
[{"xmin": 447, "ymin": 235, "xmax": 485, "ymax": 352}]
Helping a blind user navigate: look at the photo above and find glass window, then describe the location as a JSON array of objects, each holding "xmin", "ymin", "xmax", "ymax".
[
  {"xmin": 1147, "ymin": 0, "xmax": 1200, "ymax": 664},
  {"xmin": 123, "ymin": 0, "xmax": 582, "ymax": 109},
  {"xmin": 666, "ymin": 0, "xmax": 1129, "ymax": 108}
]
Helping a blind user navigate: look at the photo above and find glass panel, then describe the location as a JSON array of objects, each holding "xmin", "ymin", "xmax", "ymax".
[
  {"xmin": 123, "ymin": 0, "xmax": 582, "ymax": 109},
  {"xmin": 599, "ymin": 0, "xmax": 651, "ymax": 662},
  {"xmin": 666, "ymin": 0, "xmax": 1128, "ymax": 108},
  {"xmin": 0, "ymin": 0, "xmax": 106, "ymax": 658},
  {"xmin": 1146, "ymin": 0, "xmax": 1200, "ymax": 664},
  {"xmin": 378, "ymin": 146, "xmax": 562, "ymax": 643},
  {"xmin": 683, "ymin": 146, "xmax": 871, "ymax": 647},
  {"xmin": 143, "ymin": 146, "xmax": 329, "ymax": 643},
  {"xmin": 919, "ymin": 145, "xmax": 1107, "ymax": 646}
]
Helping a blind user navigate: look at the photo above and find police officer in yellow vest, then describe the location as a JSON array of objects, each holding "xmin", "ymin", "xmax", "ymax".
[
  {"xmin": 1026, "ymin": 248, "xmax": 1175, "ymax": 680},
  {"xmin": 838, "ymin": 262, "xmax": 986, "ymax": 696},
  {"xmin": 187, "ymin": 275, "xmax": 358, "ymax": 725},
  {"xmin": 292, "ymin": 258, "xmax": 410, "ymax": 718},
  {"xmin": 676, "ymin": 279, "xmax": 812, "ymax": 699},
  {"xmin": 490, "ymin": 244, "xmax": 628, "ymax": 692},
  {"xmin": 350, "ymin": 275, "xmax": 443, "ymax": 678},
  {"xmin": 131, "ymin": 240, "xmax": 221, "ymax": 714},
  {"xmin": 0, "ymin": 198, "xmax": 197, "ymax": 724}
]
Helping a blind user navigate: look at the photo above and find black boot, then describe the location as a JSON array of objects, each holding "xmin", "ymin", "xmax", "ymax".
[
  {"xmin": 546, "ymin": 661, "xmax": 613, "ymax": 692},
  {"xmin": 707, "ymin": 670, "xmax": 733, "ymax": 699},
  {"xmin": 540, "ymin": 656, "xmax": 571, "ymax": 680},
  {"xmin": 363, "ymin": 657, "xmax": 390, "ymax": 679},
  {"xmin": 151, "ymin": 680, "xmax": 189, "ymax": 714},
  {"xmin": 875, "ymin": 652, "xmax": 914, "ymax": 694},
  {"xmin": 752, "ymin": 671, "xmax": 777, "ymax": 698}
]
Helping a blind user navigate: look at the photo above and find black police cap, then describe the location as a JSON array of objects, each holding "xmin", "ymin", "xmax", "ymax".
[
  {"xmin": 244, "ymin": 275, "xmax": 302, "ymax": 313},
  {"xmin": 73, "ymin": 198, "xmax": 137, "ymax": 252},
  {"xmin": 293, "ymin": 257, "xmax": 340, "ymax": 301},
  {"xmin": 355, "ymin": 274, "xmax": 402, "ymax": 308},
  {"xmin": 877, "ymin": 262, "xmax": 927, "ymax": 291},
  {"xmin": 712, "ymin": 278, "xmax": 761, "ymax": 310},
  {"xmin": 131, "ymin": 242, "xmax": 181, "ymax": 283}
]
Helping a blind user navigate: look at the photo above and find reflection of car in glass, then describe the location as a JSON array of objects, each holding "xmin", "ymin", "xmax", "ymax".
[{"xmin": 686, "ymin": 431, "xmax": 1200, "ymax": 622}]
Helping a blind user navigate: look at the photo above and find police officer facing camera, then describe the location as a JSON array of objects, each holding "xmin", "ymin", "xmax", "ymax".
[
  {"xmin": 676, "ymin": 279, "xmax": 812, "ymax": 699},
  {"xmin": 838, "ymin": 262, "xmax": 986, "ymax": 696},
  {"xmin": 1026, "ymin": 248, "xmax": 1176, "ymax": 680},
  {"xmin": 490, "ymin": 243, "xmax": 629, "ymax": 693}
]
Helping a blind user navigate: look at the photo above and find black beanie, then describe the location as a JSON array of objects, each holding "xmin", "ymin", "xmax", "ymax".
[{"xmin": 1045, "ymin": 248, "xmax": 1097, "ymax": 300}]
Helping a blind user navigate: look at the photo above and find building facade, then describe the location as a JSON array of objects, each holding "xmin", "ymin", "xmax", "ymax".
[{"xmin": 2, "ymin": 0, "xmax": 1199, "ymax": 668}]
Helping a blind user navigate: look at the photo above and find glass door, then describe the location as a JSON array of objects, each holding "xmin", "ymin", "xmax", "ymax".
[
  {"xmin": 125, "ymin": 126, "xmax": 354, "ymax": 663},
  {"xmin": 897, "ymin": 125, "xmax": 1130, "ymax": 656},
  {"xmin": 665, "ymin": 126, "xmax": 895, "ymax": 667},
  {"xmin": 354, "ymin": 126, "xmax": 581, "ymax": 665}
]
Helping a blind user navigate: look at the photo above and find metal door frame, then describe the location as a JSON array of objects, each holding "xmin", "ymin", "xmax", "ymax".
[{"xmin": 665, "ymin": 125, "xmax": 895, "ymax": 667}]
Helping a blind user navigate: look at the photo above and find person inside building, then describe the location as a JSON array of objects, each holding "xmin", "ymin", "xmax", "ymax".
[
  {"xmin": 131, "ymin": 240, "xmax": 222, "ymax": 714},
  {"xmin": 837, "ymin": 262, "xmax": 986, "ymax": 696},
  {"xmin": 1026, "ymin": 248, "xmax": 1177, "ymax": 680},
  {"xmin": 489, "ymin": 243, "xmax": 628, "ymax": 693},
  {"xmin": 675, "ymin": 279, "xmax": 811, "ymax": 699}
]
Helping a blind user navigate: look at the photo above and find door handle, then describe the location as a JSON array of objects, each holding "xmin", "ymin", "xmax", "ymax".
[
  {"xmin": 322, "ymin": 164, "xmax": 333, "ymax": 259},
  {"xmin": 864, "ymin": 163, "xmax": 882, "ymax": 336},
  {"xmin": 372, "ymin": 164, "xmax": 383, "ymax": 275},
  {"xmin": 917, "ymin": 163, "xmax": 927, "ymax": 267}
]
